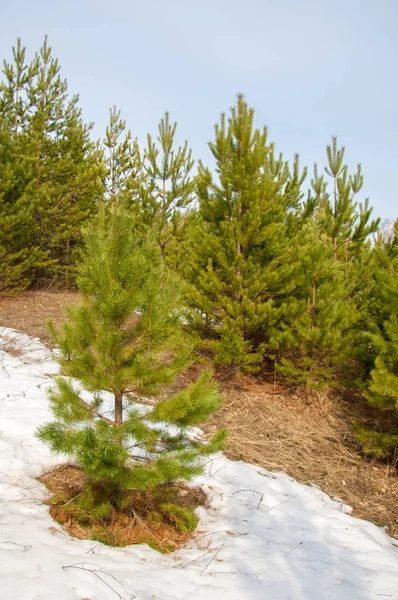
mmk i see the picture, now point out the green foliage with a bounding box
[0,115,49,293]
[37,206,226,507]
[0,37,105,291]
[353,224,398,459]
[267,222,358,388]
[160,503,198,532]
[185,94,307,371]
[103,106,142,207]
[353,421,398,462]
[149,370,222,426]
[126,112,195,267]
[366,313,398,416]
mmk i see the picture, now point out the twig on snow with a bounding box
[200,543,224,576]
[284,541,303,557]
[232,489,264,509]
[181,547,217,570]
[86,542,102,555]
[0,540,32,552]
[62,562,136,600]
[196,529,248,538]
[264,489,308,513]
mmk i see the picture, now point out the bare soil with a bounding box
[2,291,397,538]
[0,291,80,345]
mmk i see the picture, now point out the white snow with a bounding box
[1,326,397,600]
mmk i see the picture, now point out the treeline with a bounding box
[1,39,397,459]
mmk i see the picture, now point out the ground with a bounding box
[1,290,397,539]
[1,331,397,599]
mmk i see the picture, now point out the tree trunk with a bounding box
[333,174,337,260]
[236,196,244,342]
[161,178,167,268]
[114,391,123,446]
[115,391,123,425]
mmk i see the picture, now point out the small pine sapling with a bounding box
[37,207,227,519]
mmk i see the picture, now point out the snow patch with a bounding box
[0,329,397,599]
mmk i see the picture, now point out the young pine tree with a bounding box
[103,106,142,207]
[185,95,306,372]
[0,37,105,289]
[312,136,379,272]
[354,221,398,460]
[267,223,357,388]
[37,207,226,513]
[308,138,380,382]
[127,112,195,267]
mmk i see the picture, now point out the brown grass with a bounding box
[0,336,25,357]
[39,464,207,552]
[0,291,79,345]
[206,376,398,537]
[2,291,398,539]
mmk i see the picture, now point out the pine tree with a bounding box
[37,207,227,511]
[0,37,105,290]
[267,222,357,388]
[312,136,379,271]
[0,40,46,293]
[308,137,381,381]
[0,115,50,293]
[103,106,142,207]
[185,95,306,372]
[354,221,398,460]
[25,37,105,285]
[127,112,195,267]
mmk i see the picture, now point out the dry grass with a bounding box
[0,291,79,345]
[206,376,398,537]
[2,291,398,539]
[0,334,25,357]
[39,465,207,552]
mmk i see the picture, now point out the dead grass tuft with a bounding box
[39,464,207,552]
[0,337,24,357]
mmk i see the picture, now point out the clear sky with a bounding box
[1,0,397,219]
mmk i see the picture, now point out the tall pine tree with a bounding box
[0,37,105,290]
[185,95,306,372]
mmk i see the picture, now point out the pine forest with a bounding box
[1,38,398,551]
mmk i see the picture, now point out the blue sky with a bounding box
[1,0,397,219]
